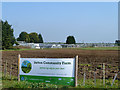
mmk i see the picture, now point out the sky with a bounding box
[2,2,118,43]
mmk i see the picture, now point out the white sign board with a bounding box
[19,58,75,86]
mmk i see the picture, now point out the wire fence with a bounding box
[2,60,119,87]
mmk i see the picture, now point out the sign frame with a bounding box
[18,54,78,87]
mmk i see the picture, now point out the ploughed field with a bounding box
[2,48,119,79]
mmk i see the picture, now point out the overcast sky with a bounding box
[2,2,118,43]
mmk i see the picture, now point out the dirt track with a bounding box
[2,49,119,79]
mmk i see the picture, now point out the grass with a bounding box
[2,74,119,89]
[79,64,91,66]
[1,48,38,51]
[1,47,119,51]
[68,46,119,50]
[77,78,118,88]
[1,46,119,51]
[38,46,119,50]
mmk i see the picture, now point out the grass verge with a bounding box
[2,74,119,89]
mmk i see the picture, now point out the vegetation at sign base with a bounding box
[77,79,118,88]
[2,75,71,89]
[2,74,119,89]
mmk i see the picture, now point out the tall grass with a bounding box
[2,74,119,89]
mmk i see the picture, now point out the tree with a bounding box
[17,32,30,43]
[38,34,43,43]
[66,36,76,44]
[2,20,15,49]
[115,40,120,46]
[29,32,39,43]
[14,41,19,45]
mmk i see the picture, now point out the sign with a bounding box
[19,57,76,86]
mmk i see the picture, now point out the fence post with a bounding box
[83,66,86,86]
[75,55,78,87]
[94,71,96,86]
[4,61,7,78]
[111,73,117,86]
[4,61,6,77]
[103,63,105,86]
[10,64,12,80]
[6,61,7,73]
[18,54,20,81]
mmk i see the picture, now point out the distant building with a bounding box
[16,41,116,49]
[67,44,76,48]
[51,44,62,48]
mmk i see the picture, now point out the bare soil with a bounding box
[2,49,119,79]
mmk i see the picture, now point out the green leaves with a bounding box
[17,32,44,43]
[115,40,120,46]
[17,32,30,43]
[29,32,39,43]
[66,36,76,44]
[2,20,15,49]
[38,34,43,43]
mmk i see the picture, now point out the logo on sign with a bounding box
[21,60,32,73]
[21,77,24,81]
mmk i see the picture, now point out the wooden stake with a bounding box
[75,55,78,87]
[4,62,6,77]
[94,71,96,86]
[111,73,117,86]
[6,61,7,75]
[10,64,12,80]
[18,54,20,81]
[4,61,7,78]
[83,66,86,86]
[103,63,105,86]
[83,72,86,86]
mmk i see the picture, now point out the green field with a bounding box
[1,46,119,51]
[0,48,37,51]
[74,46,119,50]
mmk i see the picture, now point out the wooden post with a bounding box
[111,73,117,86]
[10,64,12,80]
[75,55,78,87]
[94,71,96,86]
[103,63,105,86]
[83,72,86,86]
[4,62,6,77]
[18,54,20,81]
[83,66,86,86]
[4,61,7,78]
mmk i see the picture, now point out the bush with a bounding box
[66,36,76,44]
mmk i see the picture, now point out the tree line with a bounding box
[2,20,44,49]
[3,20,119,50]
[1,20,76,49]
[17,32,43,43]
